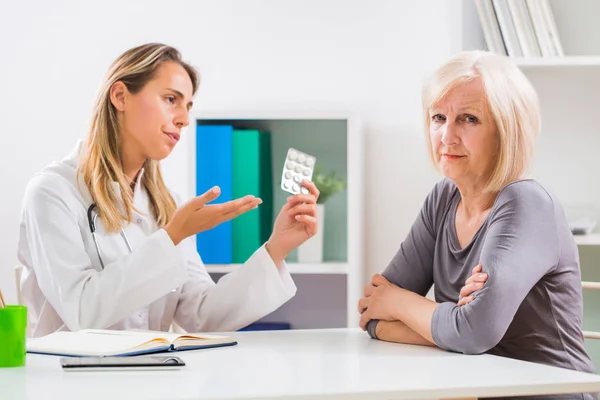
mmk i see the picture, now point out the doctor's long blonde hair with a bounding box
[78,43,199,234]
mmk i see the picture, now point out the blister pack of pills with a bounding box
[280,147,316,195]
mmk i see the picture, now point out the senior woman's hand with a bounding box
[358,274,405,330]
[457,264,488,306]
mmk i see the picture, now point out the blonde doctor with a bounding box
[17,43,320,338]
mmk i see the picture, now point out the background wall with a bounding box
[0,0,462,302]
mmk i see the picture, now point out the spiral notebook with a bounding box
[26,329,237,357]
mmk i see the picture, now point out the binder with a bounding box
[195,125,233,264]
[232,129,273,263]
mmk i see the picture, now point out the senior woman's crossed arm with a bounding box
[361,183,557,355]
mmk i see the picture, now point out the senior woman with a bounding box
[359,51,595,399]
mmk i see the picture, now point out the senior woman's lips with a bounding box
[442,154,465,160]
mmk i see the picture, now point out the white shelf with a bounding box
[205,262,349,275]
[183,110,365,329]
[512,56,600,68]
[574,234,600,246]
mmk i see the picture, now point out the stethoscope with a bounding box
[87,203,133,270]
[86,204,178,294]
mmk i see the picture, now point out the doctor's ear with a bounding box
[109,81,129,112]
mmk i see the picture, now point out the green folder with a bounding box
[232,130,273,263]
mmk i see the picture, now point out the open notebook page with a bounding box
[26,331,171,357]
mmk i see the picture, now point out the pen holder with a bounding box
[0,305,27,367]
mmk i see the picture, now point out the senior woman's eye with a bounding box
[464,115,479,123]
[432,114,446,122]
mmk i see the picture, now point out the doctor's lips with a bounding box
[164,131,180,143]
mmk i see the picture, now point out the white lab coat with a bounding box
[17,141,297,338]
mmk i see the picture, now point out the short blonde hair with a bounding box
[422,51,541,193]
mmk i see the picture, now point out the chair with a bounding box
[582,281,600,340]
[14,265,24,306]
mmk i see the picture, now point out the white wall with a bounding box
[0,0,463,303]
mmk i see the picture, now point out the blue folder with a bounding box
[195,125,233,264]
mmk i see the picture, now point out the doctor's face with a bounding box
[429,78,498,189]
[119,61,194,161]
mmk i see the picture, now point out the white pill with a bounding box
[298,154,306,163]
[303,168,310,176]
[300,187,309,194]
[293,175,302,183]
[288,150,298,161]
[294,165,302,173]
[292,183,300,192]
[285,171,292,179]
[305,157,315,167]
[283,181,290,189]
[286,162,293,170]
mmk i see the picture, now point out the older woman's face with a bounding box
[429,78,497,188]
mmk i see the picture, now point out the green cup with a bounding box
[0,305,27,367]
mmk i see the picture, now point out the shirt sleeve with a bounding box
[431,182,559,354]
[367,180,447,338]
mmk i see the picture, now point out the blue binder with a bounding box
[195,125,233,263]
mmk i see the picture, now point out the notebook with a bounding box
[26,329,238,357]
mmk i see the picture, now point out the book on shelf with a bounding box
[232,129,273,263]
[476,0,564,58]
[195,124,274,265]
[196,124,234,263]
[507,0,541,57]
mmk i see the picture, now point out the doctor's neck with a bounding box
[120,141,145,189]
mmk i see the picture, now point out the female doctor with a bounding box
[17,43,320,338]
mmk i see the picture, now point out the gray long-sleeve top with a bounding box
[367,179,595,400]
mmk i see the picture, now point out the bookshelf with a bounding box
[513,56,600,68]
[574,234,600,247]
[205,263,349,275]
[462,0,600,371]
[186,110,365,330]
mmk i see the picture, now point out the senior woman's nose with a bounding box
[441,122,459,146]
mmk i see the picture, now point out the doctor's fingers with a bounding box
[301,180,320,201]
[217,195,262,213]
[295,215,318,236]
[220,197,263,219]
[188,186,222,209]
[287,203,316,218]
[286,193,317,207]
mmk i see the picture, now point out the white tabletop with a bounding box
[2,328,600,400]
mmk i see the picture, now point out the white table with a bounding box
[2,328,600,400]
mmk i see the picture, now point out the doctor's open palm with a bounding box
[164,186,262,246]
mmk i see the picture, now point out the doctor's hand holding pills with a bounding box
[265,179,320,266]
